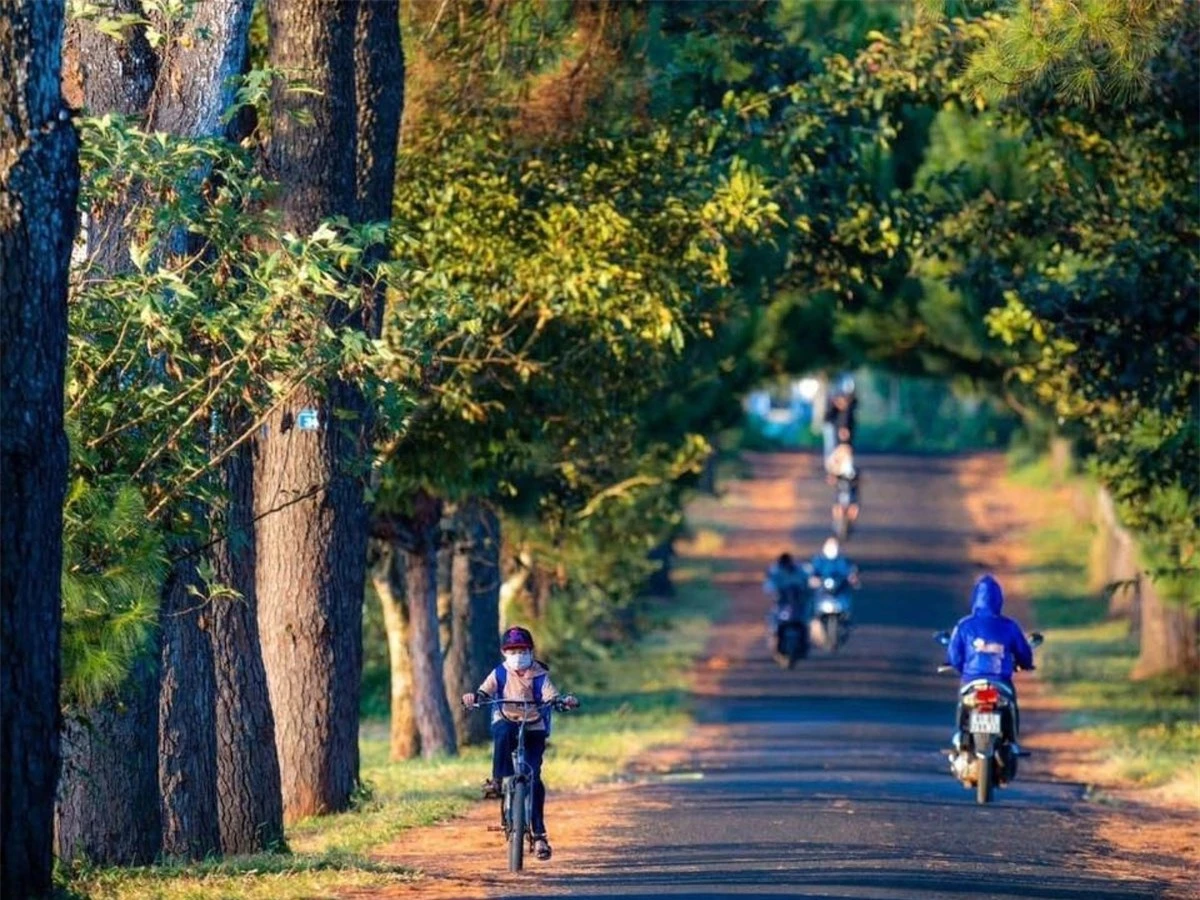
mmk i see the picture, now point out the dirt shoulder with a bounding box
[956,454,1200,889]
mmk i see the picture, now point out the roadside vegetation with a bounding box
[1009,458,1199,806]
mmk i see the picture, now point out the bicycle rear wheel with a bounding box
[508,781,527,871]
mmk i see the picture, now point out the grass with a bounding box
[64,566,724,899]
[1011,466,1200,802]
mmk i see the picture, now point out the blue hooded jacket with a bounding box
[946,575,1034,683]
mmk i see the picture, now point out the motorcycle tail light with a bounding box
[974,687,1000,705]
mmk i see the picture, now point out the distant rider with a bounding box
[945,575,1034,753]
[807,537,859,589]
[763,552,808,607]
[462,626,578,861]
[822,374,857,459]
[825,442,861,530]
[764,553,808,653]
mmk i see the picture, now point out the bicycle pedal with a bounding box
[486,825,505,832]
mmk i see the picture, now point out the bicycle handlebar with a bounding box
[464,696,578,712]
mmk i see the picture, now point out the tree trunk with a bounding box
[1095,488,1141,622]
[445,500,501,746]
[369,539,419,761]
[55,662,161,866]
[157,554,220,859]
[207,441,284,854]
[149,0,256,859]
[0,1,79,893]
[254,0,365,822]
[1132,582,1200,681]
[395,494,458,758]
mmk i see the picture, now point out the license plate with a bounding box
[970,712,1001,734]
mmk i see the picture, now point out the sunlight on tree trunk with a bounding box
[370,540,420,761]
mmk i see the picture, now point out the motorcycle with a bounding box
[811,574,855,652]
[769,586,809,669]
[933,630,1044,804]
[832,477,857,541]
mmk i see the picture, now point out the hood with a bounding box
[972,575,1004,616]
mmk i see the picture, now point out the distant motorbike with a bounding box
[811,574,855,652]
[832,478,857,541]
[770,586,809,669]
[934,630,1044,804]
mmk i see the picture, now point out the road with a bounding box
[503,453,1180,900]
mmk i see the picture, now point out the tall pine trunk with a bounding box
[208,441,285,853]
[157,555,220,858]
[150,0,255,859]
[369,539,420,760]
[387,494,457,758]
[444,500,500,746]
[1,5,79,892]
[1133,584,1200,680]
[253,0,364,821]
[55,661,161,866]
[254,0,404,820]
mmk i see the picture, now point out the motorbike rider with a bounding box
[822,374,857,460]
[945,575,1034,754]
[462,626,578,861]
[807,537,860,592]
[825,442,861,530]
[763,553,808,651]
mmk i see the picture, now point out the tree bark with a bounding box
[55,662,161,867]
[1132,582,1200,681]
[148,0,255,859]
[384,494,458,758]
[157,554,220,859]
[253,0,365,822]
[369,539,420,761]
[207,441,285,854]
[444,500,501,746]
[0,1,79,893]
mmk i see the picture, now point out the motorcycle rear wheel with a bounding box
[976,752,994,804]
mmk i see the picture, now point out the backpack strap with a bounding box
[532,672,546,705]
[492,664,507,695]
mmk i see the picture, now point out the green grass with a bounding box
[64,567,724,899]
[1012,469,1200,800]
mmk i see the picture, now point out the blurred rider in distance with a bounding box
[763,552,808,607]
[807,536,859,590]
[825,442,861,530]
[462,625,578,861]
[945,575,1034,753]
[822,373,857,460]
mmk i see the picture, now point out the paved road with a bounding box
[511,453,1178,900]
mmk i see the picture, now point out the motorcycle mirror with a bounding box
[1029,632,1044,647]
[933,630,951,646]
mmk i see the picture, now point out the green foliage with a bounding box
[65,113,412,699]
[61,477,163,708]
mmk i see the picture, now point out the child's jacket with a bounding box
[477,661,561,731]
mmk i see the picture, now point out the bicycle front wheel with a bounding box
[508,781,527,872]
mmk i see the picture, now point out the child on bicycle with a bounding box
[461,625,578,861]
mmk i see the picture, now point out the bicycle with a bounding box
[464,696,576,872]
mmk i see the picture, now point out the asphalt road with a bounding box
[510,453,1178,900]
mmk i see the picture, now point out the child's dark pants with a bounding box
[491,718,548,834]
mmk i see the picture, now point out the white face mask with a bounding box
[823,541,839,560]
[503,650,532,671]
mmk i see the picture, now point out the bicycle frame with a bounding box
[468,697,562,870]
